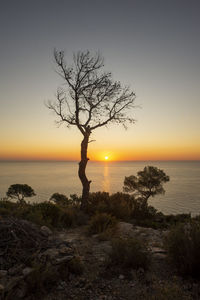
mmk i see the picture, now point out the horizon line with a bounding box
[0,159,200,163]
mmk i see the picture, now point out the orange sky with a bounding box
[1,124,199,161]
[0,1,200,162]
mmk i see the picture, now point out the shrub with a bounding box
[109,237,150,270]
[139,281,192,300]
[25,263,59,298]
[165,221,200,277]
[49,192,70,207]
[88,192,133,220]
[67,257,84,275]
[131,198,157,220]
[88,212,117,235]
[0,199,18,217]
[31,202,61,227]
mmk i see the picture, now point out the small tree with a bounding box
[48,50,136,210]
[49,192,70,206]
[6,184,36,204]
[123,166,169,202]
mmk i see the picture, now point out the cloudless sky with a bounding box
[0,0,200,161]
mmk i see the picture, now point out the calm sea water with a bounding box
[0,161,200,215]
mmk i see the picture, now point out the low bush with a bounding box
[25,263,58,298]
[88,192,133,220]
[131,198,157,220]
[0,198,88,229]
[67,256,84,275]
[88,212,117,235]
[139,281,192,300]
[109,237,150,270]
[165,221,200,277]
[31,202,61,227]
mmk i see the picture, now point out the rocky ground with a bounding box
[0,219,199,299]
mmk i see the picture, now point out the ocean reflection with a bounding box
[103,163,110,192]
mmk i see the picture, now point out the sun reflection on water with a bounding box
[103,162,110,192]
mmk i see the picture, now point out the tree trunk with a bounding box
[78,133,91,210]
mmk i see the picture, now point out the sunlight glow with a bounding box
[105,156,109,160]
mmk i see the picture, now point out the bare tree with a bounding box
[47,50,136,210]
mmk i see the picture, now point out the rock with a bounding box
[22,267,33,276]
[15,284,27,298]
[40,226,52,237]
[119,274,124,280]
[0,270,8,278]
[53,255,74,265]
[8,264,24,276]
[5,276,23,292]
[42,248,59,259]
[0,284,4,293]
[118,222,135,237]
[151,247,167,254]
[59,246,73,255]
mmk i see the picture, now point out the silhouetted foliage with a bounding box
[6,184,36,204]
[88,212,117,235]
[109,237,150,271]
[50,193,70,206]
[165,221,200,277]
[47,50,136,210]
[123,166,169,202]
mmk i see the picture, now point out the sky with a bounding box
[0,0,200,161]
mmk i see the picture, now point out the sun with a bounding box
[105,156,109,160]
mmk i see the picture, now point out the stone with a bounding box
[118,222,135,237]
[151,247,166,254]
[40,226,52,237]
[15,285,27,298]
[119,274,124,280]
[5,276,23,292]
[53,255,74,265]
[0,284,4,293]
[22,267,33,276]
[59,246,72,255]
[8,264,24,276]
[42,248,59,259]
[0,270,8,278]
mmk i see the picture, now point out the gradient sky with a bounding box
[0,0,200,161]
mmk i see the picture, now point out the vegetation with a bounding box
[165,221,200,277]
[140,281,192,300]
[0,199,88,229]
[47,50,136,210]
[6,184,36,204]
[49,192,70,206]
[108,237,150,270]
[123,166,170,202]
[88,212,117,235]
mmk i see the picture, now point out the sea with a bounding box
[0,161,200,215]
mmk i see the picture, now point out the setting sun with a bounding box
[105,156,109,160]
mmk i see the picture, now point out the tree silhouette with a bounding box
[6,184,36,204]
[48,50,136,210]
[123,166,170,202]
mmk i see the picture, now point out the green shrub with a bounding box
[88,212,117,235]
[109,237,150,270]
[49,192,70,207]
[0,199,17,212]
[60,209,75,227]
[32,202,61,227]
[165,221,200,277]
[88,192,133,220]
[131,198,157,219]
